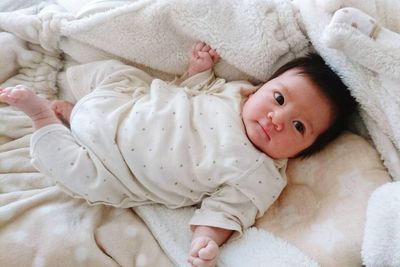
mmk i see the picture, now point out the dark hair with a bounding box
[269,53,357,158]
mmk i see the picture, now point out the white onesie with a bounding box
[30,60,287,234]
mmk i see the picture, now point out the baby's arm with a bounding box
[188,226,232,267]
[188,42,219,78]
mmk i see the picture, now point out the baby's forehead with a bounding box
[284,72,334,115]
[273,68,309,84]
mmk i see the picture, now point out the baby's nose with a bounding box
[267,112,284,131]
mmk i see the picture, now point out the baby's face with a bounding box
[242,68,334,159]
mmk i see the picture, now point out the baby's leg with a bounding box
[51,100,74,125]
[0,85,61,130]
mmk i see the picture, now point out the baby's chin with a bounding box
[246,131,275,158]
[244,121,293,159]
[246,130,304,159]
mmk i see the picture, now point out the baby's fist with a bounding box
[188,42,219,77]
[187,236,219,267]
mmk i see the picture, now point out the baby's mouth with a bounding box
[257,121,270,140]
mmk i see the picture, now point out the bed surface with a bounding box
[1,0,398,266]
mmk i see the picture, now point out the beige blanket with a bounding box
[0,64,174,266]
[0,1,392,266]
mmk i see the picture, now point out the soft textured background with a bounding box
[0,0,396,266]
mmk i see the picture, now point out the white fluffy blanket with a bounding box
[292,2,400,265]
[362,181,400,267]
[0,0,399,266]
[293,0,400,181]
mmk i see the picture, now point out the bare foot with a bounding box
[0,85,61,129]
[51,100,74,125]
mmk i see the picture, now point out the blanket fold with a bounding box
[58,0,311,81]
[323,7,400,80]
[134,205,320,267]
[362,182,400,267]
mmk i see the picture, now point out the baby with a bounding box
[0,42,355,267]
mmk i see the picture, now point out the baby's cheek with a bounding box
[277,136,302,156]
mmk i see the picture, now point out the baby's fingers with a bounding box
[190,238,208,257]
[187,256,216,267]
[200,44,211,52]
[209,49,219,63]
[197,51,212,61]
[198,242,218,260]
[193,42,206,53]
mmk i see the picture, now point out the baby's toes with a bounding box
[7,88,33,105]
[0,87,20,103]
[1,87,15,95]
[0,91,10,103]
[10,88,30,100]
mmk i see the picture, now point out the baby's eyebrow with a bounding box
[272,80,284,93]
[277,83,289,100]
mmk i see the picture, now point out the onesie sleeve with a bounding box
[190,158,288,236]
[189,185,258,235]
[177,69,214,87]
[172,69,227,95]
[66,60,154,100]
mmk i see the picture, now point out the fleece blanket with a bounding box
[290,1,400,265]
[293,0,400,180]
[0,0,397,266]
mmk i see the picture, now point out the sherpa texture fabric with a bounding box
[0,0,398,266]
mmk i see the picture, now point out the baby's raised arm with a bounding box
[188,226,232,267]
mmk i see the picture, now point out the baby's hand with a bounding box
[187,236,219,267]
[188,42,219,77]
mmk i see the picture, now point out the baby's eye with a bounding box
[274,92,284,105]
[293,121,305,134]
